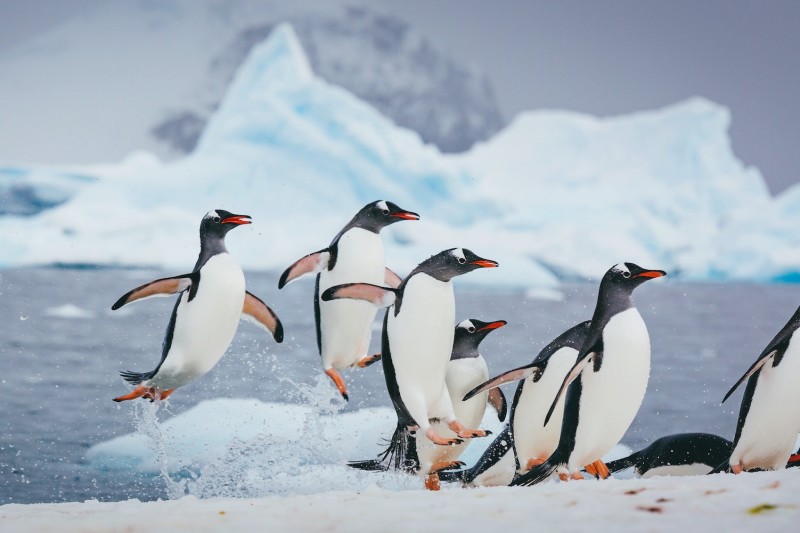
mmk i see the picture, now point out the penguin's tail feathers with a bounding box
[347,422,418,474]
[604,450,643,475]
[119,370,156,385]
[347,459,388,472]
[510,459,559,486]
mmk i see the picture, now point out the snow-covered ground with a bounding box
[1,470,797,532]
[3,394,798,531]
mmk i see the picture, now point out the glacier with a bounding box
[0,24,794,285]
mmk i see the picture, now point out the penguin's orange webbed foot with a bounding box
[447,420,491,439]
[115,386,176,403]
[356,353,382,368]
[324,368,349,401]
[584,460,609,479]
[113,385,149,402]
[430,460,465,474]
[424,473,441,491]
[425,427,463,446]
[731,463,743,474]
[571,471,585,480]
[525,458,546,471]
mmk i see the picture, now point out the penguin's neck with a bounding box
[451,340,480,360]
[593,284,634,324]
[195,237,228,271]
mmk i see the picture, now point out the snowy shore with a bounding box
[1,469,797,532]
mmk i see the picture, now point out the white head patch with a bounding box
[376,200,389,212]
[206,210,220,219]
[611,263,630,276]
[457,319,475,330]
[450,248,466,262]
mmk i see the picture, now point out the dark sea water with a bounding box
[1,268,799,505]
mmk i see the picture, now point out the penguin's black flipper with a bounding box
[604,451,643,475]
[242,291,284,343]
[463,364,541,402]
[278,248,331,289]
[321,283,398,308]
[452,425,515,485]
[544,353,594,426]
[111,272,198,310]
[488,388,508,422]
[723,304,800,403]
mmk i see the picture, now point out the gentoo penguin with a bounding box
[111,210,283,402]
[322,248,498,473]
[278,200,419,400]
[350,318,508,490]
[605,433,733,478]
[441,321,591,487]
[512,262,666,485]
[713,304,800,473]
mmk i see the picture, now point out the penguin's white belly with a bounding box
[389,275,455,420]
[471,447,516,487]
[513,347,576,466]
[642,463,713,478]
[151,254,245,389]
[318,229,384,369]
[730,336,800,471]
[416,356,489,472]
[570,308,651,469]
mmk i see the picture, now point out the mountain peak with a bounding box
[197,23,313,151]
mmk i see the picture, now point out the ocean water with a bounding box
[1,267,798,505]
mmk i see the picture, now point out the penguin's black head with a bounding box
[200,209,251,239]
[421,248,499,282]
[603,262,667,292]
[452,319,507,360]
[352,200,420,233]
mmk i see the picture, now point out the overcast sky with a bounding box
[1,0,798,193]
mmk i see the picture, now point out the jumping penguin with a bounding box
[322,248,498,473]
[605,433,733,478]
[713,303,800,473]
[441,321,592,487]
[349,318,508,490]
[512,262,666,485]
[111,210,283,402]
[278,200,419,400]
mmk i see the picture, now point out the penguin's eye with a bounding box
[622,271,631,278]
[212,216,221,223]
[457,257,466,265]
[382,209,390,215]
[467,326,476,333]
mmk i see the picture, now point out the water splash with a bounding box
[131,400,186,499]
[178,375,402,499]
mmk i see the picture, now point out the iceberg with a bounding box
[0,24,794,284]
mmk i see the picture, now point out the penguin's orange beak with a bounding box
[391,211,420,220]
[222,215,252,225]
[477,320,506,332]
[471,259,499,268]
[634,270,666,278]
